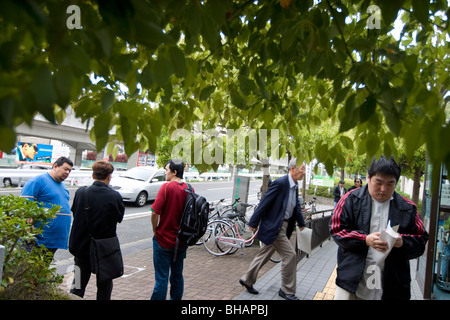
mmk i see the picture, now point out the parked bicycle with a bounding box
[195,198,228,246]
[208,198,227,220]
[202,198,257,256]
[301,196,317,213]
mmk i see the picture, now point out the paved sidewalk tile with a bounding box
[61,240,275,300]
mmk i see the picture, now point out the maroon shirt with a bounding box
[150,181,191,249]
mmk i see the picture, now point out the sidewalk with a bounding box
[61,237,424,300]
[61,237,276,300]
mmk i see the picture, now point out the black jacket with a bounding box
[249,174,306,245]
[333,185,347,203]
[329,185,429,299]
[69,181,125,257]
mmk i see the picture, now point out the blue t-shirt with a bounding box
[21,172,71,249]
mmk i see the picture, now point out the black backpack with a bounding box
[174,184,209,258]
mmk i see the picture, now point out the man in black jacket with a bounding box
[69,161,125,300]
[329,156,429,300]
[333,180,346,207]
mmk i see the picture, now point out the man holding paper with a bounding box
[330,156,429,300]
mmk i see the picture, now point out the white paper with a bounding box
[297,227,313,255]
[371,221,399,264]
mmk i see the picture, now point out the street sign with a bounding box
[232,175,250,213]
[312,175,334,187]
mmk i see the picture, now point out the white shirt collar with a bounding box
[288,174,297,188]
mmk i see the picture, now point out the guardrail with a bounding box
[301,208,334,257]
[0,169,97,187]
[0,169,284,187]
[184,172,285,182]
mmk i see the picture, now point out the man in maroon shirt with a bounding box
[150,159,190,300]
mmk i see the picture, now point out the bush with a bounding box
[0,194,69,299]
[305,185,333,198]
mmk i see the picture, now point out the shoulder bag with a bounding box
[84,186,124,282]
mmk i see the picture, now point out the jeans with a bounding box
[151,237,187,300]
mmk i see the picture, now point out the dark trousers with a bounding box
[70,255,113,300]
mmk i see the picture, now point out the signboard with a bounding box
[137,153,155,167]
[311,175,334,187]
[16,142,53,164]
[441,181,450,208]
[232,175,250,214]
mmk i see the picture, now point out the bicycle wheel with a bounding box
[202,220,236,256]
[259,241,282,263]
[240,221,255,247]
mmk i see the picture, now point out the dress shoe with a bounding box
[278,289,299,300]
[239,279,259,294]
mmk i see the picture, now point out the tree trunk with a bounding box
[412,167,422,205]
[261,158,270,198]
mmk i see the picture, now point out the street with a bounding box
[0,179,264,272]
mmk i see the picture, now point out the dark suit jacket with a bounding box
[249,174,306,245]
[69,181,125,257]
[333,185,347,202]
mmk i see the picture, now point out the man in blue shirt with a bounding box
[21,156,73,256]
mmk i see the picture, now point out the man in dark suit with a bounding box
[69,160,125,300]
[333,180,347,207]
[239,159,306,300]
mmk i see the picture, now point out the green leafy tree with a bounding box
[0,0,449,174]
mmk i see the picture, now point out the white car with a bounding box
[110,166,166,207]
[3,164,52,187]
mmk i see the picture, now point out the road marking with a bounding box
[121,265,146,278]
[123,211,151,220]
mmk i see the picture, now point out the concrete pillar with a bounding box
[74,148,83,167]
[127,151,138,169]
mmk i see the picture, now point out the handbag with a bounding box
[296,226,313,255]
[84,186,124,282]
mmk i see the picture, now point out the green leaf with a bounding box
[340,135,353,150]
[366,135,379,158]
[403,54,418,72]
[199,85,216,101]
[169,46,187,78]
[200,12,218,51]
[0,126,16,151]
[380,1,405,27]
[358,97,376,123]
[281,28,297,51]
[94,112,112,151]
[412,0,429,25]
[54,68,73,108]
[339,94,357,132]
[230,86,247,110]
[102,90,115,112]
[238,75,256,96]
[335,86,350,104]
[30,65,56,123]
[134,18,171,49]
[153,53,173,87]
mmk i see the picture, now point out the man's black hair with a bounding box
[165,159,184,179]
[54,156,73,168]
[367,156,401,181]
